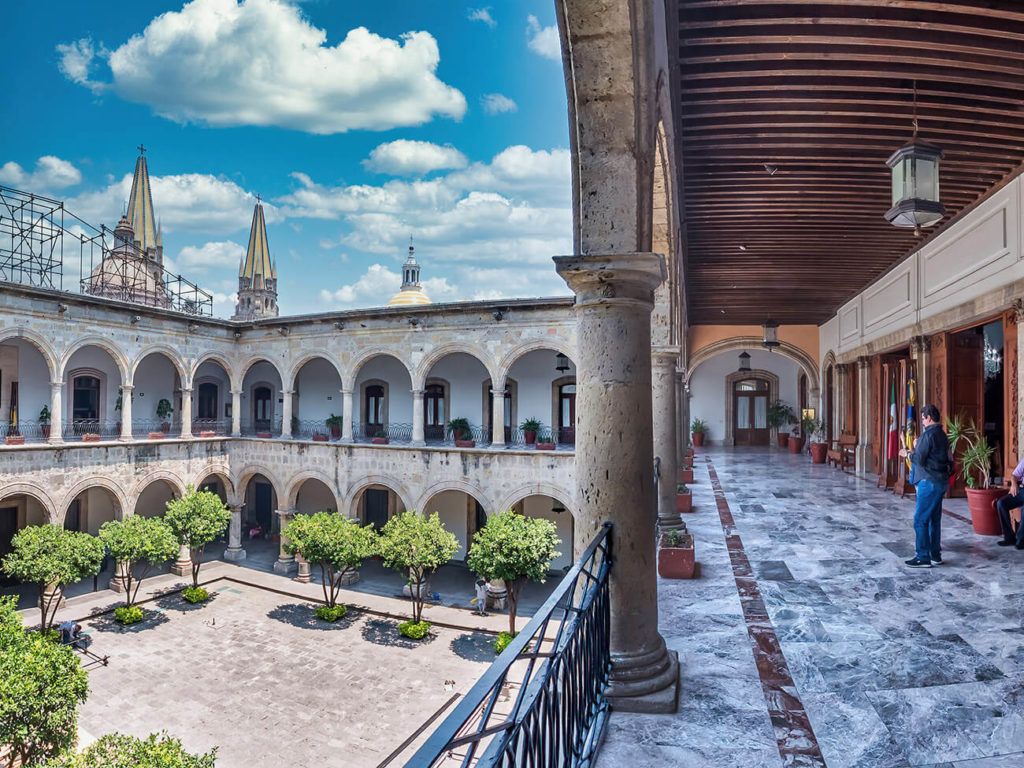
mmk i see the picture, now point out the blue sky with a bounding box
[0,0,571,317]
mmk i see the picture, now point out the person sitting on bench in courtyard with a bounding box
[996,456,1024,549]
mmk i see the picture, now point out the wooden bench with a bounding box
[827,432,857,471]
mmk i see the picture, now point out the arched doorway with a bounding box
[733,378,770,446]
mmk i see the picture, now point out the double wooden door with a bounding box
[733,379,769,446]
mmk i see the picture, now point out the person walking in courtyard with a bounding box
[899,404,951,568]
[473,579,488,616]
[996,455,1024,549]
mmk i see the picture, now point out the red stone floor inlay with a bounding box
[705,456,827,768]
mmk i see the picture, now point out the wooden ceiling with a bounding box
[676,0,1024,325]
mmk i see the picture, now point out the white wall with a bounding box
[507,349,576,434]
[241,361,283,428]
[520,495,572,571]
[424,489,471,559]
[81,488,118,535]
[133,354,179,421]
[428,353,491,426]
[135,481,175,517]
[295,479,336,514]
[354,356,412,425]
[64,346,122,423]
[294,358,342,423]
[689,348,800,445]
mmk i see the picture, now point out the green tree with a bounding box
[282,512,378,609]
[163,487,231,588]
[0,525,104,631]
[377,511,458,623]
[98,517,178,608]
[467,511,561,634]
[49,731,216,768]
[0,596,89,767]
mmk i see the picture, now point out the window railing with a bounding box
[61,420,119,441]
[353,422,413,444]
[131,419,178,438]
[508,425,575,451]
[241,417,282,437]
[424,422,492,447]
[0,421,51,443]
[406,522,612,768]
[193,418,230,436]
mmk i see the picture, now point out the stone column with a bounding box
[341,389,354,441]
[554,252,678,713]
[273,509,296,573]
[295,554,311,583]
[231,390,242,436]
[48,381,63,444]
[856,356,872,473]
[675,369,686,466]
[486,578,508,610]
[652,347,683,530]
[835,364,847,434]
[411,388,425,445]
[491,388,506,447]
[179,387,193,439]
[224,504,246,561]
[281,390,294,438]
[171,543,192,578]
[118,384,134,441]
[41,582,65,615]
[1016,299,1024,460]
[109,560,130,593]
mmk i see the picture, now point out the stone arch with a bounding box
[0,327,59,382]
[239,356,285,386]
[58,477,129,523]
[723,369,780,447]
[415,479,494,516]
[233,465,285,504]
[414,344,498,390]
[190,352,237,391]
[344,476,413,520]
[131,470,186,510]
[687,337,819,399]
[347,350,414,391]
[193,465,236,505]
[285,471,343,512]
[287,353,345,392]
[130,345,188,383]
[496,339,576,390]
[494,483,575,518]
[0,483,59,523]
[59,336,130,381]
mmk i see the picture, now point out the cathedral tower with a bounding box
[233,199,278,320]
[127,145,162,264]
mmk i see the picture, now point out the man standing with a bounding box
[996,457,1024,549]
[899,404,951,568]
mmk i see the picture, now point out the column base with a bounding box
[340,571,360,586]
[109,577,128,594]
[273,558,296,574]
[47,436,64,445]
[118,435,133,442]
[403,580,427,599]
[658,514,686,532]
[606,641,680,714]
[223,547,247,562]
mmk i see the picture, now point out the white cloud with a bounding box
[526,15,560,61]
[56,38,105,92]
[467,7,496,28]
[481,93,517,115]
[318,263,460,309]
[0,156,82,191]
[177,240,244,270]
[362,140,468,176]
[57,0,466,134]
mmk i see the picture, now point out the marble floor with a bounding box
[598,447,1024,768]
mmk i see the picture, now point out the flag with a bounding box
[905,368,917,472]
[887,380,899,460]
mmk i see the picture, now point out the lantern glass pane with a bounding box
[891,158,903,205]
[914,157,937,202]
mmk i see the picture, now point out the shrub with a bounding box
[113,606,144,625]
[182,586,209,604]
[494,631,517,655]
[314,604,348,623]
[50,730,217,767]
[398,619,431,639]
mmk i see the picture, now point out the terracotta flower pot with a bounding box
[675,492,692,513]
[329,424,341,439]
[657,534,695,579]
[679,467,694,484]
[199,430,216,438]
[371,436,389,445]
[160,421,171,432]
[777,432,789,448]
[148,432,164,440]
[536,442,556,450]
[524,430,537,445]
[684,448,694,459]
[312,434,328,442]
[256,431,272,439]
[5,435,25,445]
[82,434,100,442]
[455,439,475,448]
[41,425,50,438]
[966,487,1008,536]
[788,435,804,454]
[691,432,705,447]
[809,442,828,464]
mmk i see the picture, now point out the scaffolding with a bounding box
[0,185,213,316]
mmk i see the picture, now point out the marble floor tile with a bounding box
[801,690,910,768]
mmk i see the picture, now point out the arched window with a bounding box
[72,376,100,422]
[365,385,385,431]
[424,383,446,441]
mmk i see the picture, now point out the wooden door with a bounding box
[733,379,769,446]
[254,482,273,531]
[253,386,272,431]
[364,489,389,529]
[949,328,984,494]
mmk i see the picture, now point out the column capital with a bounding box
[651,345,681,362]
[231,389,243,396]
[490,388,507,396]
[1014,297,1024,321]
[50,380,64,390]
[340,388,353,396]
[835,363,848,375]
[411,388,425,397]
[856,355,870,369]
[179,386,192,394]
[910,335,931,354]
[553,253,666,307]
[228,503,244,512]
[119,383,134,392]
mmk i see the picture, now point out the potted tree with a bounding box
[690,418,708,447]
[520,417,541,445]
[807,419,828,464]
[657,528,695,579]
[448,417,475,448]
[676,483,692,513]
[767,400,795,448]
[163,487,231,603]
[39,405,51,439]
[372,428,389,445]
[156,398,173,433]
[535,433,556,450]
[952,420,1007,536]
[98,516,178,624]
[326,413,343,440]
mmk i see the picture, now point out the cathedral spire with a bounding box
[233,198,278,320]
[127,145,160,261]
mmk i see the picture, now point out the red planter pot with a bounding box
[788,436,804,454]
[82,434,100,442]
[199,431,216,438]
[455,439,476,448]
[691,432,705,447]
[679,468,694,484]
[684,448,694,459]
[5,435,25,445]
[809,442,828,464]
[777,432,789,448]
[256,431,272,439]
[657,534,695,579]
[524,430,537,445]
[675,492,692,513]
[148,432,165,440]
[536,442,556,450]
[312,434,329,442]
[371,437,389,445]
[329,424,341,439]
[160,421,171,433]
[41,425,50,438]
[966,487,1008,536]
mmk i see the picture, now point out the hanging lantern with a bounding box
[884,140,944,230]
[738,351,751,372]
[555,352,570,372]
[762,321,780,351]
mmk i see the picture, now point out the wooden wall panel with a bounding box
[1004,310,1019,475]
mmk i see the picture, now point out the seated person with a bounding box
[59,621,92,650]
[996,456,1024,549]
[248,522,264,540]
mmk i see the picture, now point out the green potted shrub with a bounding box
[690,418,708,447]
[520,417,541,445]
[326,413,343,440]
[951,419,1006,535]
[535,433,556,450]
[448,417,474,447]
[807,418,828,464]
[676,483,692,513]
[789,413,813,454]
[156,398,173,433]
[657,528,695,579]
[767,399,795,448]
[39,405,51,439]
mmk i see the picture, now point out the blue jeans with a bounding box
[914,479,945,561]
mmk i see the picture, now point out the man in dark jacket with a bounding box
[899,404,951,568]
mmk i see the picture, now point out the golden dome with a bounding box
[387,287,432,306]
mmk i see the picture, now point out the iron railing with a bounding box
[240,417,283,437]
[0,421,50,443]
[406,523,612,768]
[193,419,230,436]
[61,420,119,441]
[353,422,413,444]
[292,419,340,441]
[508,426,575,451]
[425,423,493,447]
[131,419,178,439]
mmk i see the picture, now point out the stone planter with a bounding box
[691,432,705,447]
[966,487,1008,536]
[535,442,556,450]
[148,432,165,440]
[256,431,272,439]
[675,491,692,513]
[809,442,828,464]
[679,467,694,484]
[199,430,216,438]
[371,436,389,445]
[657,533,695,579]
[788,435,804,454]
[455,439,476,448]
[312,433,329,442]
[5,435,25,445]
[82,433,100,442]
[777,432,789,448]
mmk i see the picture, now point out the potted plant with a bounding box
[372,428,389,445]
[767,400,795,448]
[657,528,695,579]
[807,418,828,464]
[789,413,813,454]
[82,433,100,442]
[156,398,173,432]
[535,434,556,450]
[690,418,708,447]
[676,483,692,513]
[679,463,694,484]
[448,417,475,448]
[952,419,1006,536]
[520,417,541,445]
[39,405,50,439]
[5,430,25,445]
[326,413,343,440]
[312,432,328,442]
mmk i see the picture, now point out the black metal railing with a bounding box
[424,423,492,447]
[292,419,335,440]
[61,420,119,441]
[193,418,229,436]
[508,425,575,451]
[240,417,283,437]
[406,523,612,768]
[0,421,51,443]
[353,422,413,444]
[131,419,177,438]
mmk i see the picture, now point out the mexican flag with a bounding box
[887,379,899,460]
